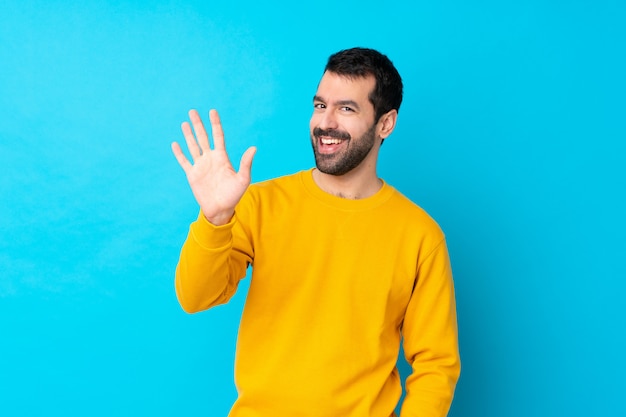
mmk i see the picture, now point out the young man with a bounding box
[171,48,460,417]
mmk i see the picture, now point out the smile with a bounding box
[320,137,345,145]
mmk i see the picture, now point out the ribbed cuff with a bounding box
[189,210,236,251]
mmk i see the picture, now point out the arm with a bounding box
[175,210,252,313]
[171,109,256,312]
[400,239,461,417]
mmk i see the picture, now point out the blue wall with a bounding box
[1,1,624,416]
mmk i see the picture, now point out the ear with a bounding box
[377,109,398,140]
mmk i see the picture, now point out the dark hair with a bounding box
[324,47,403,122]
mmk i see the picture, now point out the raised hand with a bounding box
[171,109,256,226]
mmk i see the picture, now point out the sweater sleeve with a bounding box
[174,210,253,313]
[399,239,461,417]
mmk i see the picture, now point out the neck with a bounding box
[312,167,382,200]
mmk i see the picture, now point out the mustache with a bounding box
[313,127,351,141]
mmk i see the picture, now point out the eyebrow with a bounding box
[313,95,361,111]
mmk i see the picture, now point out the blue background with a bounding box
[1,1,624,416]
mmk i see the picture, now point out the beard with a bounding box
[311,124,377,176]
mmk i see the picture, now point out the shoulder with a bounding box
[384,185,446,240]
[246,171,305,198]
[238,171,307,213]
[385,186,436,221]
[250,171,302,190]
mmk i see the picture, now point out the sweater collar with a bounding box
[299,168,395,211]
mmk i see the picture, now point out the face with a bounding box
[310,72,379,176]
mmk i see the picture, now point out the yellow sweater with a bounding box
[175,169,460,417]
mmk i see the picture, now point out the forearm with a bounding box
[175,212,250,313]
[400,239,460,417]
[399,351,460,417]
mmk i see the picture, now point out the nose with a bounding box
[317,109,338,130]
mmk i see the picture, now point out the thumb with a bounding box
[238,146,257,181]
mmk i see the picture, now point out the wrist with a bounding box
[202,209,234,226]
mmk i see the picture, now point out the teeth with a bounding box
[321,138,343,145]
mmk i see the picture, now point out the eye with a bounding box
[340,106,354,112]
[314,103,326,109]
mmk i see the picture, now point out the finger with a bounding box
[209,109,226,152]
[189,109,211,151]
[237,146,257,182]
[181,121,201,161]
[171,142,193,173]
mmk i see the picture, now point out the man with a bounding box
[171,47,460,417]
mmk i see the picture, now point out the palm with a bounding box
[172,109,256,225]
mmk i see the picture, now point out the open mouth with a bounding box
[317,136,347,154]
[320,137,344,145]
